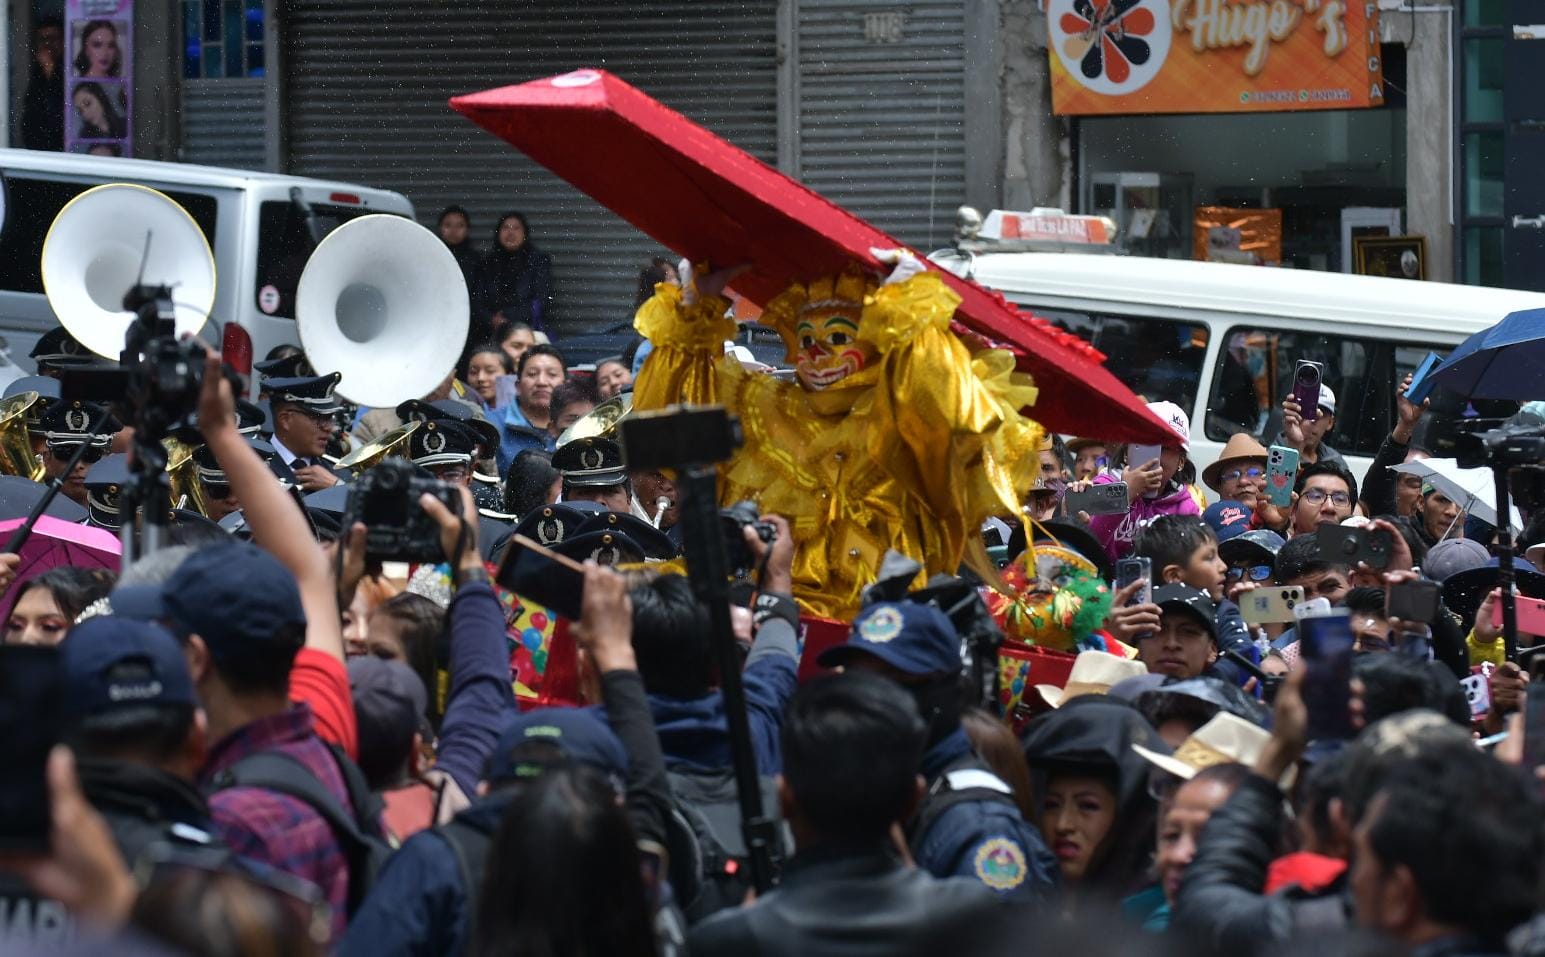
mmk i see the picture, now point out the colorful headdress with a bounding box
[986,544,1114,652]
[760,265,878,360]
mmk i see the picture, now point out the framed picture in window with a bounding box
[1353,236,1427,281]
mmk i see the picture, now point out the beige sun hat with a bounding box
[1132,711,1270,780]
[1036,650,1148,709]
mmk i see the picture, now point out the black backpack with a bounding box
[209,742,392,915]
[663,766,789,923]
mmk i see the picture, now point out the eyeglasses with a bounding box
[1300,488,1352,507]
[203,481,232,500]
[433,467,469,483]
[1221,466,1265,482]
[49,444,103,464]
[1225,564,1273,583]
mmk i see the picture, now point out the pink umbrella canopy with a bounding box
[0,516,121,620]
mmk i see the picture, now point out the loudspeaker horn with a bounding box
[295,214,469,408]
[40,183,216,359]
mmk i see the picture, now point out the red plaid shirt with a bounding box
[201,703,351,940]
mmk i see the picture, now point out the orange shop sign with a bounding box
[1047,0,1384,115]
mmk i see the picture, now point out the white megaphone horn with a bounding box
[294,214,469,409]
[40,183,216,358]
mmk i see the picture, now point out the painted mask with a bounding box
[793,309,875,391]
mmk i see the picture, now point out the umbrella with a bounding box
[0,476,87,523]
[1389,458,1523,531]
[1428,307,1545,400]
[0,515,120,619]
[449,70,1172,444]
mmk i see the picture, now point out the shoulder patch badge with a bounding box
[972,837,1027,891]
[859,605,904,643]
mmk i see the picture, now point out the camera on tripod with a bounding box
[1453,422,1545,511]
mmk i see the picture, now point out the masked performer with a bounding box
[632,251,1044,620]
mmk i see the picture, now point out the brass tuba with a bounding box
[164,437,209,516]
[555,394,633,448]
[333,422,420,475]
[0,392,46,482]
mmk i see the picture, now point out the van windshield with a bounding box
[0,177,218,295]
[254,200,383,319]
[1025,306,1210,414]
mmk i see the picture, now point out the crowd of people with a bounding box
[0,244,1544,957]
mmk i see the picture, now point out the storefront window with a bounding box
[1464,227,1505,287]
[1465,132,1505,218]
[184,0,264,78]
[1463,39,1504,123]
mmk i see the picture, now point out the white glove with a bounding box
[678,258,697,306]
[871,247,926,286]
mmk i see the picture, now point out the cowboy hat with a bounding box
[1202,433,1270,493]
[1132,711,1270,780]
[1036,650,1147,709]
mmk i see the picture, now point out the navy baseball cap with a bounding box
[818,601,960,676]
[60,616,195,719]
[1153,584,1219,642]
[1203,500,1252,543]
[484,708,628,784]
[158,543,307,658]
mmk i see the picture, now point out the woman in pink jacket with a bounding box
[1082,401,1204,562]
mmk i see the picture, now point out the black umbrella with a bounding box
[0,476,87,523]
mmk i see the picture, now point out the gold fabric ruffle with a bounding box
[632,271,1045,621]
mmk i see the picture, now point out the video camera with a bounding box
[1453,419,1545,511]
[345,459,461,563]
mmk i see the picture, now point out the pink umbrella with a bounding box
[0,516,121,620]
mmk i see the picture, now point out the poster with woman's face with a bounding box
[64,2,132,157]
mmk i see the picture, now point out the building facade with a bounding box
[5,0,1526,331]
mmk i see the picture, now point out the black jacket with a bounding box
[1361,431,1410,517]
[20,62,63,151]
[78,757,222,869]
[474,246,553,331]
[688,843,1008,957]
[1172,774,1349,954]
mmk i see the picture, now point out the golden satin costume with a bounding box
[633,268,1046,621]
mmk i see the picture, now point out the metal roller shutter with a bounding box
[793,0,967,252]
[181,79,268,170]
[282,0,778,336]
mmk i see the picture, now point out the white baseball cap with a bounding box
[1146,401,1191,451]
[1318,384,1337,415]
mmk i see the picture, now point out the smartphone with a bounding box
[1316,524,1393,571]
[1388,579,1441,622]
[1114,557,1152,607]
[1293,596,1334,621]
[496,533,586,621]
[1064,482,1130,517]
[1461,668,1493,720]
[1240,585,1306,625]
[1404,351,1443,406]
[1265,445,1300,507]
[1525,686,1545,774]
[1129,444,1163,471]
[0,645,64,851]
[1290,360,1325,422]
[1492,594,1545,635]
[1298,610,1356,741]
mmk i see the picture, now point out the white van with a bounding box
[0,149,413,386]
[929,248,1545,488]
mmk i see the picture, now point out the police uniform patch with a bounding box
[859,605,904,643]
[972,837,1027,891]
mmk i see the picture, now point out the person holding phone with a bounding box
[1078,401,1203,563]
[1360,373,1431,519]
[1287,462,1359,539]
[1278,384,1346,470]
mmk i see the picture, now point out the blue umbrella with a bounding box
[1428,307,1545,400]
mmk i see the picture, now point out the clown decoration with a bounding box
[632,251,1046,620]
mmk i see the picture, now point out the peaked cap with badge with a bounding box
[552,436,627,488]
[265,372,345,416]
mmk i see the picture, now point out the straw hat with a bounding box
[1036,650,1147,708]
[1202,433,1270,493]
[1132,711,1270,780]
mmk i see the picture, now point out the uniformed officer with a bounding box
[399,399,503,515]
[192,437,278,522]
[552,436,630,512]
[36,398,115,506]
[81,452,128,530]
[819,602,1060,900]
[28,326,97,378]
[264,372,348,491]
[556,511,678,566]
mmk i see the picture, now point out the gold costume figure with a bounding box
[632,263,1046,621]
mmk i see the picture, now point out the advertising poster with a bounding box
[1192,206,1284,265]
[1048,0,1383,115]
[64,0,132,157]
